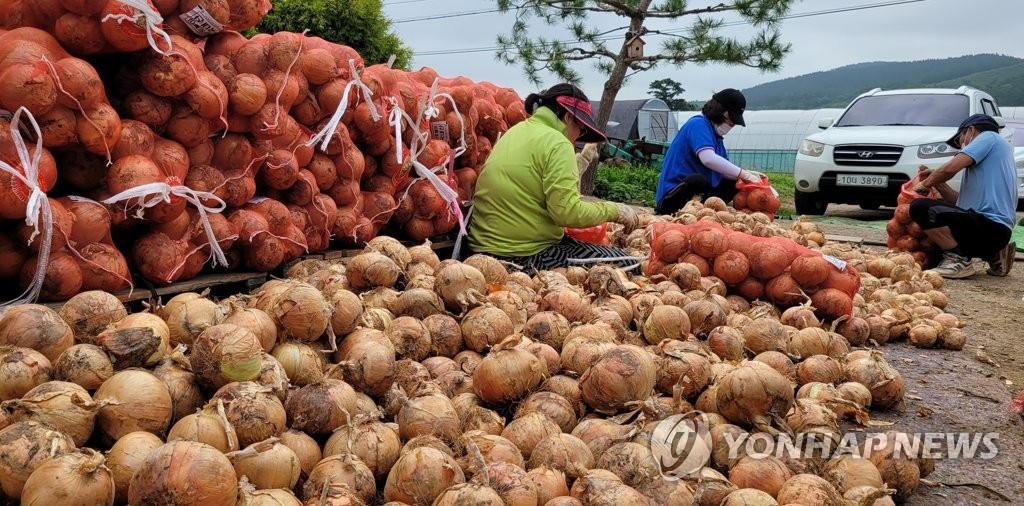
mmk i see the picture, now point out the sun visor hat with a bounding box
[555,95,608,143]
[712,88,746,126]
[946,113,1000,149]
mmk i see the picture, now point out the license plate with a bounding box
[836,174,888,187]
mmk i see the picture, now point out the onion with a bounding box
[167,399,239,453]
[720,488,779,505]
[255,354,290,402]
[473,336,547,405]
[424,314,463,358]
[286,379,358,436]
[715,361,794,434]
[824,455,885,493]
[409,240,441,268]
[488,290,529,331]
[502,412,562,460]
[594,442,660,488]
[529,433,594,480]
[238,486,302,505]
[843,351,904,410]
[163,294,224,346]
[836,382,873,412]
[796,355,844,385]
[728,455,793,497]
[52,344,113,392]
[571,419,635,460]
[516,391,578,433]
[470,461,539,506]
[223,306,278,352]
[570,468,623,502]
[780,304,820,330]
[57,291,127,343]
[21,448,114,505]
[334,328,396,398]
[271,341,325,387]
[96,324,166,370]
[129,441,238,505]
[280,429,323,479]
[212,382,287,448]
[227,438,301,491]
[560,325,616,375]
[462,405,506,436]
[152,352,205,424]
[683,300,727,338]
[94,368,173,443]
[0,421,76,500]
[528,466,570,505]
[327,289,363,337]
[0,305,74,361]
[384,447,466,504]
[461,306,515,353]
[107,431,164,504]
[540,288,593,323]
[642,305,691,344]
[707,327,745,362]
[384,316,432,361]
[253,281,332,342]
[392,288,444,319]
[857,431,922,501]
[656,350,712,400]
[191,324,264,388]
[456,432,525,476]
[346,252,401,291]
[1,381,97,446]
[394,359,431,395]
[434,482,504,505]
[111,313,171,362]
[324,421,402,480]
[581,345,657,414]
[741,318,789,354]
[435,262,488,311]
[397,387,461,442]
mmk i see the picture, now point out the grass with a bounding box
[594,163,797,215]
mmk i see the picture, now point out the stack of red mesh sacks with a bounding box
[886,175,936,267]
[647,221,860,320]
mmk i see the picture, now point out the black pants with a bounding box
[478,236,637,272]
[908,198,1011,258]
[656,174,739,215]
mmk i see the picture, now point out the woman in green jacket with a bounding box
[467,84,639,271]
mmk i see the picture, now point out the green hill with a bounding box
[742,54,1024,109]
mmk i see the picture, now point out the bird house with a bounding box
[627,35,645,58]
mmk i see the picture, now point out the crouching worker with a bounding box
[467,83,640,271]
[911,114,1017,279]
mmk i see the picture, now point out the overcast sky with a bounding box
[383,0,1022,103]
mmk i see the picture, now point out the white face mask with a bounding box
[716,123,733,137]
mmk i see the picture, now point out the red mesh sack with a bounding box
[733,174,781,218]
[566,223,610,245]
[649,221,859,319]
[889,172,938,266]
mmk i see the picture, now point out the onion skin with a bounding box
[94,369,173,444]
[0,347,52,401]
[715,361,794,434]
[107,431,164,504]
[227,438,302,492]
[473,337,547,405]
[128,441,239,506]
[384,447,466,505]
[191,324,264,388]
[0,420,77,500]
[21,448,115,506]
[728,455,793,497]
[211,382,287,448]
[52,344,114,392]
[0,305,75,361]
[2,381,97,447]
[580,345,657,414]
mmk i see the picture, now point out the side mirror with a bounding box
[818,118,834,129]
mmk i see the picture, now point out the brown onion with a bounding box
[502,411,561,460]
[224,305,278,352]
[212,382,287,448]
[279,428,322,478]
[384,447,465,504]
[424,314,463,358]
[107,431,165,504]
[594,442,660,488]
[346,252,402,290]
[128,441,238,505]
[57,291,128,342]
[435,262,488,312]
[393,287,445,319]
[286,378,358,436]
[94,369,173,443]
[253,280,331,342]
[163,294,224,346]
[333,328,396,398]
[21,448,115,506]
[461,306,515,353]
[328,289,363,337]
[473,336,547,405]
[324,421,402,480]
[398,386,461,442]
[715,361,794,434]
[0,347,52,402]
[227,437,302,491]
[0,421,76,500]
[728,455,793,497]
[527,466,570,505]
[529,433,594,480]
[152,352,205,424]
[0,305,74,361]
[2,381,98,446]
[581,345,657,414]
[52,344,114,392]
[843,351,904,410]
[191,324,263,388]
[167,399,239,453]
[271,341,326,387]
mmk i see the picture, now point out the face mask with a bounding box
[716,123,733,137]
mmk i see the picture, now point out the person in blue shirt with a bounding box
[911,114,1018,279]
[655,88,764,214]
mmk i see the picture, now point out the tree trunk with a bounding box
[579,3,649,196]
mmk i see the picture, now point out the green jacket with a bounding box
[468,106,618,257]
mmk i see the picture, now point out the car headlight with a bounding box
[918,142,958,159]
[799,140,825,157]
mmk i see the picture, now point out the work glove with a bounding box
[739,169,764,184]
[614,203,639,233]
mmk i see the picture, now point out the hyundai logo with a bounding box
[857,151,875,159]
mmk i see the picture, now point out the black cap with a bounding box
[946,113,1000,149]
[712,88,746,126]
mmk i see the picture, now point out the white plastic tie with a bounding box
[0,108,53,306]
[306,59,381,152]
[102,183,230,267]
[101,0,174,55]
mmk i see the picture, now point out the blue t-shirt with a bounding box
[957,130,1018,230]
[655,115,728,204]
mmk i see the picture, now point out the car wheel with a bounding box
[795,190,828,215]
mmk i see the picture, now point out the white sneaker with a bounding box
[930,252,982,279]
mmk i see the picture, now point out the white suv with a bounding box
[793,86,1008,214]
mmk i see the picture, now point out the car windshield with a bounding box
[835,94,971,127]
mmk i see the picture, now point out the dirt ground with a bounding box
[798,207,1024,505]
